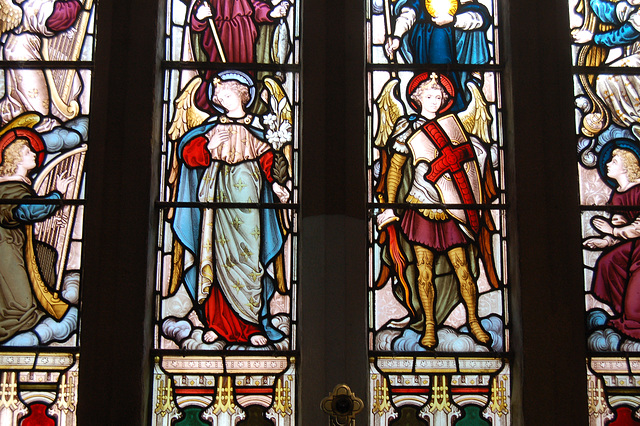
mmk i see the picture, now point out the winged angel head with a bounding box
[0,0,23,37]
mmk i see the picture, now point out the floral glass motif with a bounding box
[571,0,640,419]
[367,0,511,422]
[154,0,299,423]
[0,0,95,424]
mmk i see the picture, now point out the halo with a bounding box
[597,138,640,188]
[0,128,46,169]
[208,70,256,113]
[406,72,455,114]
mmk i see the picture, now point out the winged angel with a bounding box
[374,72,500,350]
[164,71,293,348]
[0,0,88,133]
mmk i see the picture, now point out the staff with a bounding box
[195,1,227,63]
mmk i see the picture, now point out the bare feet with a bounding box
[203,330,217,343]
[250,334,268,346]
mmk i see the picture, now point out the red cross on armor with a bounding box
[423,121,480,233]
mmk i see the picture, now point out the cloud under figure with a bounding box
[4,307,78,346]
[588,328,621,352]
[621,339,640,352]
[587,309,609,330]
[161,313,290,350]
[459,315,504,352]
[61,272,81,304]
[376,315,503,352]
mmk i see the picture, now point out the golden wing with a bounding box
[0,0,21,36]
[0,113,41,137]
[374,78,405,148]
[458,81,492,145]
[167,76,210,141]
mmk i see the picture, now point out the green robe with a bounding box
[0,181,44,342]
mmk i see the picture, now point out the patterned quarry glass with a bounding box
[366,0,511,422]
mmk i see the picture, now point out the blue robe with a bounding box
[172,118,285,341]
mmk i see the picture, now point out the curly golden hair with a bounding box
[0,138,30,177]
[613,148,640,182]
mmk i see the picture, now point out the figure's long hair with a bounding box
[0,138,29,177]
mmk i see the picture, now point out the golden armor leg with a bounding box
[448,246,491,344]
[415,246,437,349]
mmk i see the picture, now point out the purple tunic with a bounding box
[593,184,640,339]
[401,210,468,252]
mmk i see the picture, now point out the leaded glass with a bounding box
[367,0,510,422]
[153,0,299,422]
[0,1,94,424]
[570,0,640,419]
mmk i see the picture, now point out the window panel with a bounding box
[570,0,640,419]
[154,0,300,422]
[0,0,94,424]
[366,0,509,421]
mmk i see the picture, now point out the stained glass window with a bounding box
[151,0,299,423]
[0,0,94,424]
[569,0,640,419]
[366,0,511,422]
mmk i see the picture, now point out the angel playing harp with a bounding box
[168,71,292,347]
[0,127,75,343]
[375,72,500,350]
[0,0,89,133]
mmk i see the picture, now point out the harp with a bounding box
[32,144,87,291]
[41,0,94,120]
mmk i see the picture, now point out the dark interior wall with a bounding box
[75,0,589,424]
[508,0,588,422]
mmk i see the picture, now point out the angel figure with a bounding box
[0,0,88,133]
[171,71,291,346]
[375,72,499,349]
[0,127,72,343]
[585,144,640,340]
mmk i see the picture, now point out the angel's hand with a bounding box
[593,217,613,235]
[207,128,229,152]
[385,37,401,59]
[270,1,290,18]
[432,14,454,26]
[272,182,290,203]
[196,3,213,20]
[55,173,75,195]
[584,237,609,249]
[573,30,593,44]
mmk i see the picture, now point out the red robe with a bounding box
[593,184,640,340]
[190,0,273,111]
